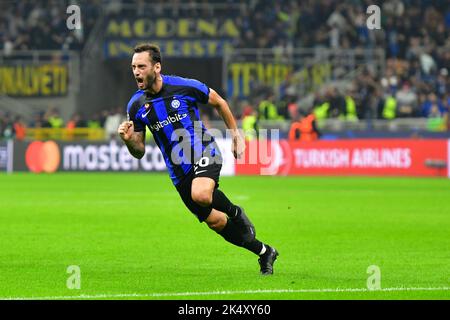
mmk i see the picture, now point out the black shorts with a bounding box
[175,157,222,222]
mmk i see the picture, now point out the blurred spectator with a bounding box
[258,91,284,120]
[3,36,14,56]
[395,82,419,118]
[435,68,449,97]
[380,68,399,94]
[104,108,124,139]
[66,113,86,129]
[286,95,299,121]
[87,112,101,129]
[0,112,14,139]
[356,70,380,120]
[381,93,398,120]
[13,116,27,140]
[426,103,447,132]
[420,48,437,75]
[326,87,346,118]
[313,91,330,121]
[45,107,64,128]
[312,91,325,110]
[421,93,446,118]
[289,109,321,142]
[99,110,109,128]
[343,89,358,121]
[242,106,258,141]
[29,112,45,128]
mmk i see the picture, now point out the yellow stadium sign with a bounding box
[105,18,239,39]
[0,64,68,97]
[227,62,332,98]
[228,62,293,97]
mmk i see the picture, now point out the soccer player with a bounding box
[118,43,278,275]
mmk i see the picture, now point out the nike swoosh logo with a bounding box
[195,169,208,174]
[142,110,151,118]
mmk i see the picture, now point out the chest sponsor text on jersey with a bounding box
[150,113,187,132]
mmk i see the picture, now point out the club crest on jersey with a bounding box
[144,103,150,109]
[171,99,180,109]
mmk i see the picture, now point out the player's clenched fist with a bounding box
[118,121,134,141]
[232,134,246,159]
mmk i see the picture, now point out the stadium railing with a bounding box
[26,128,105,141]
[208,118,445,132]
[22,117,448,142]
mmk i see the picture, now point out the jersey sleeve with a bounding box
[127,98,146,132]
[188,79,210,104]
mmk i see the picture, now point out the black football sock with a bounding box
[212,189,241,218]
[218,218,264,255]
[245,239,265,255]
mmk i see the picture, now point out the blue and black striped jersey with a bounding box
[126,74,221,185]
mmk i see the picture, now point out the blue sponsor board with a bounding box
[104,39,233,58]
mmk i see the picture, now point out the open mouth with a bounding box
[136,78,144,88]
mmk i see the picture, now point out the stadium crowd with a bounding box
[0,0,101,53]
[0,0,449,139]
[232,0,449,126]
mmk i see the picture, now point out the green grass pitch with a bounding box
[0,173,449,300]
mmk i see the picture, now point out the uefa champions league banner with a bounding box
[235,139,449,177]
[11,139,235,176]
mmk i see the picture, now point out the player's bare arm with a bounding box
[118,121,145,159]
[208,88,245,159]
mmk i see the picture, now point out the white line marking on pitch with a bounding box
[1,287,449,300]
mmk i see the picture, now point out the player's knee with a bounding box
[206,215,227,232]
[191,189,212,207]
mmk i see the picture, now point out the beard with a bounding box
[144,71,157,91]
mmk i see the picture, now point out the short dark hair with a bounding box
[134,43,162,64]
